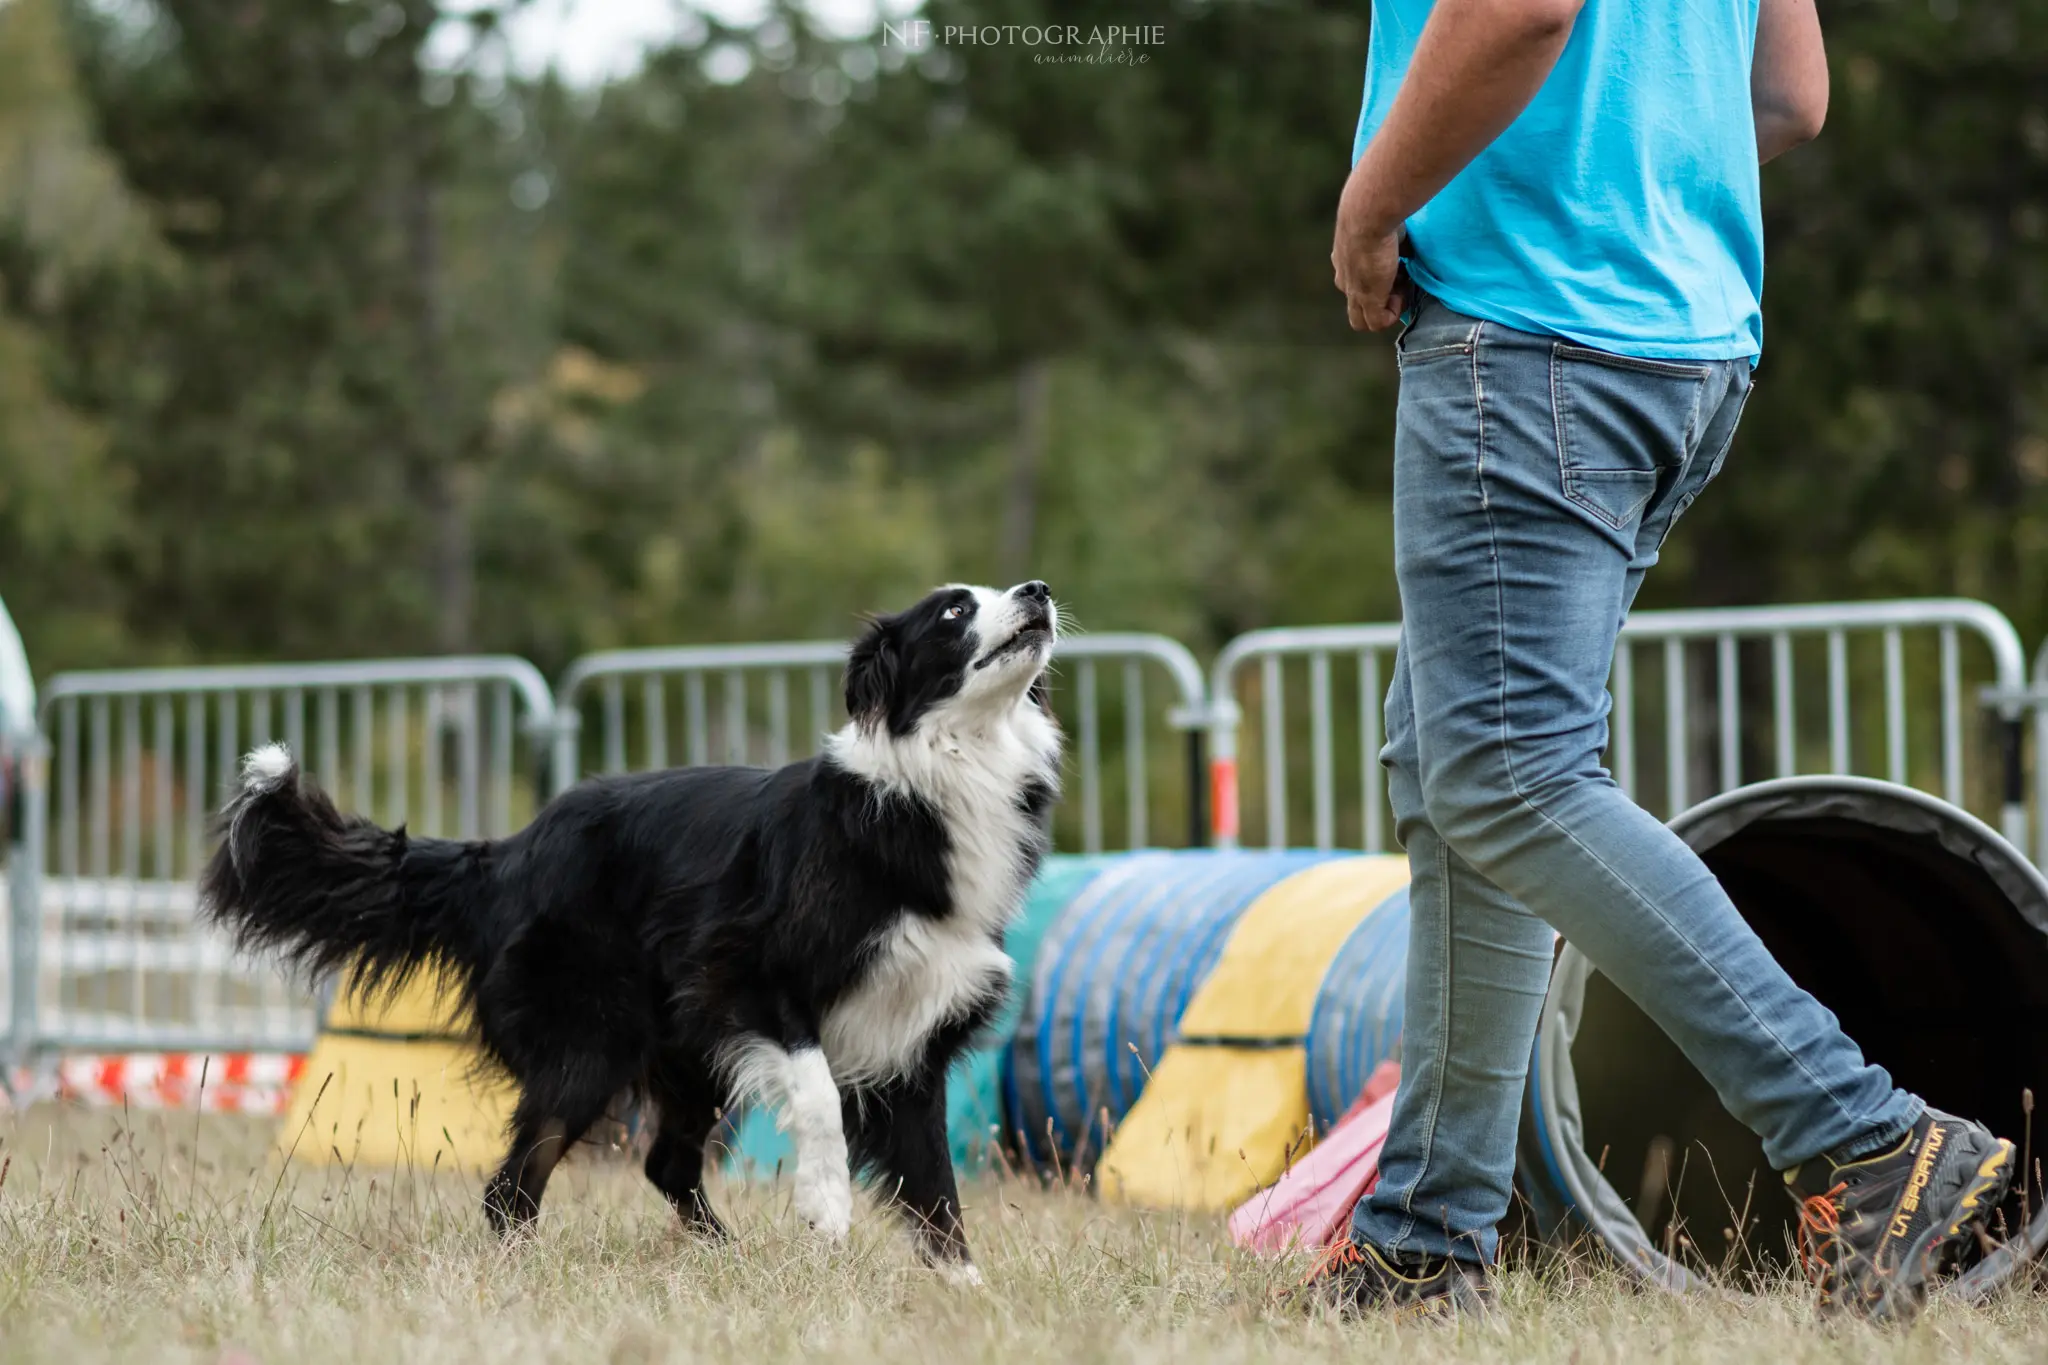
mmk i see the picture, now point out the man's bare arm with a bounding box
[1753,0,1828,163]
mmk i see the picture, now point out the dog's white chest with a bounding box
[820,915,1012,1089]
[819,699,1058,1091]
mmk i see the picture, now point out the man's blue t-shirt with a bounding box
[1355,0,1765,361]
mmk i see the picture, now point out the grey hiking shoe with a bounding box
[1788,1107,2016,1321]
[1294,1237,1493,1320]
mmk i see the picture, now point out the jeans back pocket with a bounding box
[1551,344,1712,532]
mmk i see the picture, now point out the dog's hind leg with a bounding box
[717,1035,853,1243]
[482,1066,622,1237]
[644,1066,729,1238]
[851,1077,977,1285]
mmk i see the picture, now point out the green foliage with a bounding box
[0,0,2043,685]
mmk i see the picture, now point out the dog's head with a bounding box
[845,581,1058,736]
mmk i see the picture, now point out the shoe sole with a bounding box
[1868,1137,2017,1323]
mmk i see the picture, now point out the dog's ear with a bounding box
[845,615,899,730]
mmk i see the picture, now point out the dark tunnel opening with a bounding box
[1561,810,2048,1285]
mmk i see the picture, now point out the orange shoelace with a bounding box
[1299,1237,1368,1290]
[1796,1182,1848,1287]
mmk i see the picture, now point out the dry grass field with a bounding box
[1,1104,2043,1364]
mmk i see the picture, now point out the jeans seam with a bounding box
[1471,324,1490,511]
[1391,831,1457,1249]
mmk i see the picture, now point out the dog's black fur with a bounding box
[200,582,1062,1273]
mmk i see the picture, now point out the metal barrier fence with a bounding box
[11,657,557,1058]
[3,597,2037,1064]
[557,634,1210,852]
[1208,599,2030,857]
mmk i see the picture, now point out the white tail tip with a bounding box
[241,743,294,790]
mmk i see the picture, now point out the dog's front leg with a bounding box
[782,1045,854,1243]
[724,1035,854,1244]
[853,1077,979,1285]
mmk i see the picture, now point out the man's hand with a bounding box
[1332,176,1407,332]
[1331,0,1583,331]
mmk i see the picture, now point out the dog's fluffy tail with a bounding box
[199,743,494,1006]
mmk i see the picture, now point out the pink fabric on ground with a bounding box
[1228,1060,1401,1255]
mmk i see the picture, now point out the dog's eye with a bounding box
[942,605,966,621]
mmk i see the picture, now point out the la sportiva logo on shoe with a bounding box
[1888,1124,1946,1240]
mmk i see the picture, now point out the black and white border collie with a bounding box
[200,581,1062,1282]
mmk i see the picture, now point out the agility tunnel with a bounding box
[278,967,515,1173]
[1520,776,2048,1297]
[1093,856,1411,1210]
[1003,850,1344,1169]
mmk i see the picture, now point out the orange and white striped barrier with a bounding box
[5,1052,309,1115]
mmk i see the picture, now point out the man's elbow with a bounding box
[1765,93,1828,150]
[1783,92,1828,145]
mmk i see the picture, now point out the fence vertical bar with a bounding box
[152,697,173,880]
[424,687,444,838]
[352,688,373,818]
[122,695,143,1027]
[59,698,78,878]
[1883,627,1907,787]
[385,686,407,828]
[184,693,205,877]
[285,688,306,769]
[1827,630,1850,774]
[1939,626,1962,807]
[1772,633,1795,779]
[1263,654,1286,850]
[768,672,791,770]
[644,676,667,771]
[457,686,481,840]
[685,675,707,766]
[120,695,141,878]
[490,682,513,837]
[724,671,746,766]
[217,692,238,808]
[1360,649,1383,853]
[1717,634,1740,793]
[1309,652,1334,852]
[1664,637,1687,817]
[317,688,340,795]
[809,668,831,752]
[1123,661,1146,850]
[603,677,626,775]
[1078,658,1102,854]
[90,697,110,878]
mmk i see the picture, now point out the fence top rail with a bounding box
[1212,598,2028,701]
[559,640,853,704]
[39,655,558,726]
[559,632,1209,714]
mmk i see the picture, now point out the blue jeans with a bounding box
[1349,299,1920,1265]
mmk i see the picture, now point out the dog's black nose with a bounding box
[1015,580,1051,602]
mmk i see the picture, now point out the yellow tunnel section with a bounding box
[277,969,515,1173]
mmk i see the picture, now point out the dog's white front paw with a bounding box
[935,1260,985,1290]
[794,1163,854,1244]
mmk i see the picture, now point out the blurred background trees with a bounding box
[1,0,2044,677]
